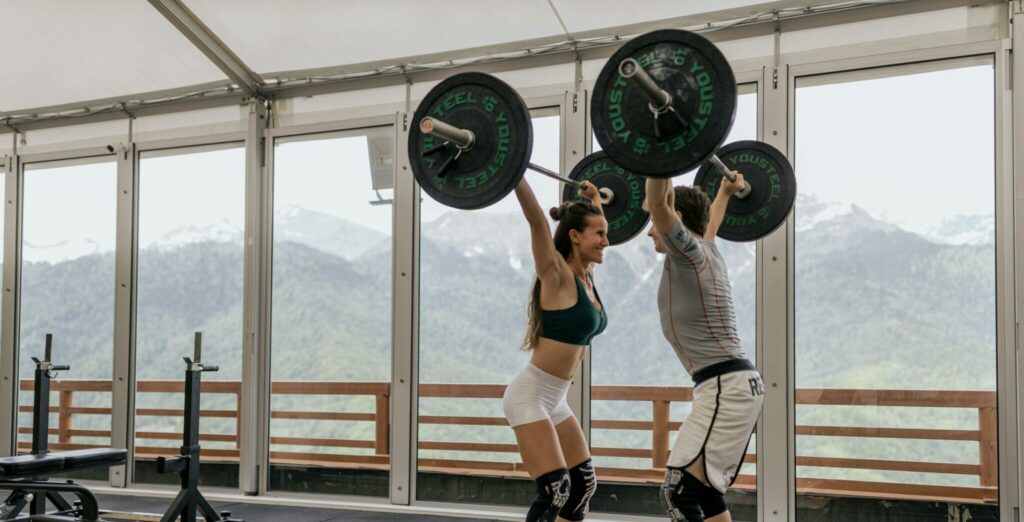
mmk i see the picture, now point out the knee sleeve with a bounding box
[698,486,727,519]
[661,467,707,522]
[559,459,596,521]
[526,468,570,522]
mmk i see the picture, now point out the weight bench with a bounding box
[0,453,89,521]
[0,335,127,521]
[0,450,127,521]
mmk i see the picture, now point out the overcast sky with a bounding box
[795,64,994,234]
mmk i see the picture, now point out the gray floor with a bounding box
[94,494,504,522]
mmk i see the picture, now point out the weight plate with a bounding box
[693,140,796,242]
[562,152,650,245]
[408,72,532,209]
[592,29,737,178]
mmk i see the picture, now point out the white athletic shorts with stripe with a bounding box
[667,369,764,494]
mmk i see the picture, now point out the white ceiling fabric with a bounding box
[183,0,566,76]
[1,0,227,112]
[0,1,977,117]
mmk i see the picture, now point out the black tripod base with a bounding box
[159,487,241,522]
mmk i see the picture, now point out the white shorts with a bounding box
[502,363,574,428]
[667,369,764,494]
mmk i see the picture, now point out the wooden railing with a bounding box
[17,380,997,504]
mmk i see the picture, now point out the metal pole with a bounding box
[530,164,615,206]
[528,163,583,190]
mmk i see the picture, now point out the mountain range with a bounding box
[12,194,997,487]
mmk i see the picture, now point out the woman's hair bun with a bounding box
[549,202,571,221]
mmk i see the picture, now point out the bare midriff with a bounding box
[529,337,588,380]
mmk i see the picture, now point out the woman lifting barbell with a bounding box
[501,177,607,522]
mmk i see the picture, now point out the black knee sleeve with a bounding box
[661,467,716,522]
[559,459,596,521]
[698,486,727,519]
[526,468,570,522]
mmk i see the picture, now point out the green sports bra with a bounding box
[539,274,608,346]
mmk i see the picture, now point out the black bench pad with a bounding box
[58,448,126,470]
[0,454,64,477]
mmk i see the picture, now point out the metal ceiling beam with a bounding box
[147,0,264,97]
[4,91,250,133]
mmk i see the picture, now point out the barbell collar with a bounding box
[420,117,475,150]
[708,154,751,199]
[618,58,673,113]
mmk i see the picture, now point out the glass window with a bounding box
[19,158,117,481]
[794,61,997,518]
[416,112,560,506]
[588,90,759,517]
[133,145,245,488]
[268,128,394,497]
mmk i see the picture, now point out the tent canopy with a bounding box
[2,0,845,116]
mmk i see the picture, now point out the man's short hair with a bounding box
[674,185,711,236]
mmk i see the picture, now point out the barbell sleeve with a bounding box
[619,58,673,112]
[617,59,752,200]
[420,117,475,150]
[707,154,751,199]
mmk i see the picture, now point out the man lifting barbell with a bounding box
[589,28,797,521]
[645,175,763,522]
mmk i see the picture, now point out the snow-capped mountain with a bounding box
[795,194,899,234]
[423,211,536,272]
[142,206,389,260]
[919,214,995,246]
[273,205,387,260]
[148,221,243,249]
[23,238,108,264]
[796,194,993,246]
[21,196,995,267]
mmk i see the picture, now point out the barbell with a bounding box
[406,29,797,244]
